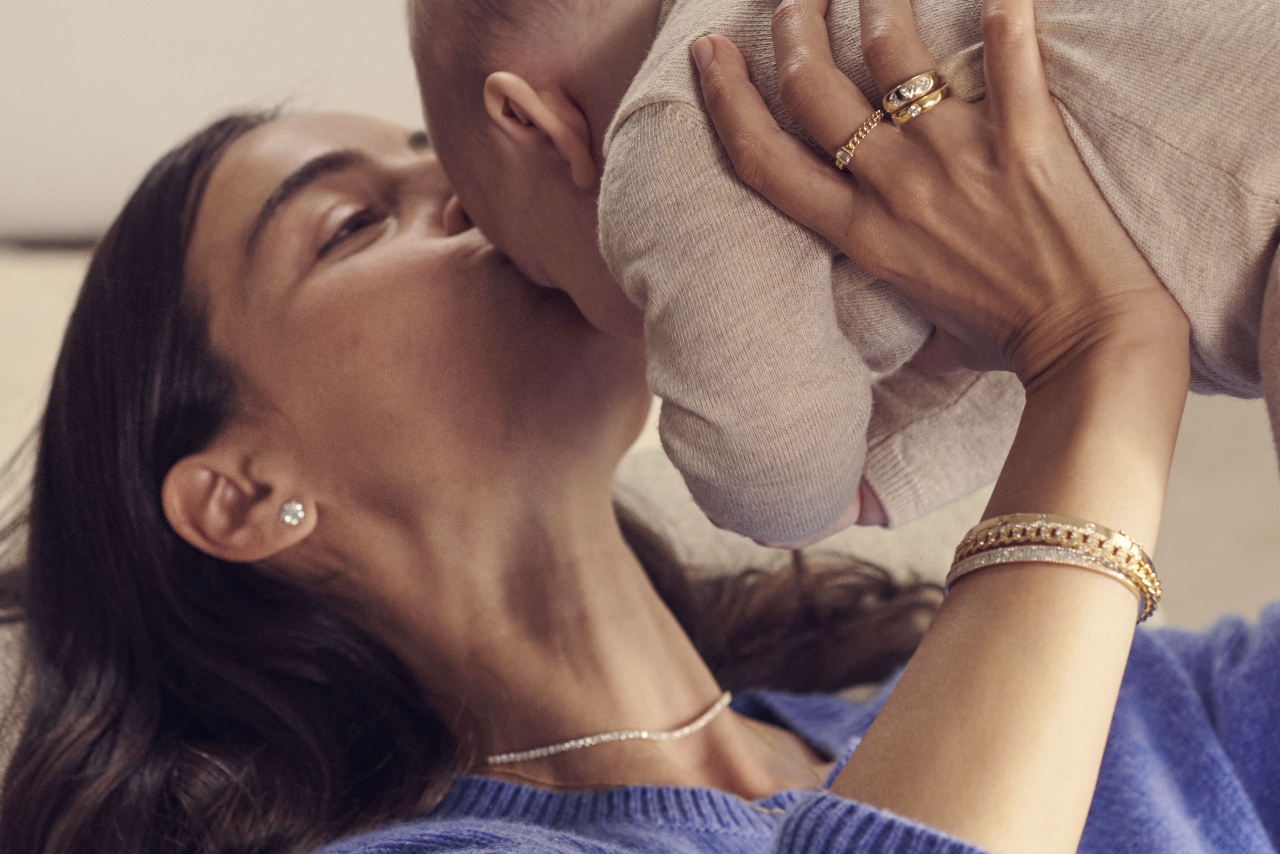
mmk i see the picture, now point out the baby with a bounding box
[411,0,1280,546]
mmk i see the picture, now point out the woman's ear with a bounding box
[161,432,314,564]
[483,71,598,190]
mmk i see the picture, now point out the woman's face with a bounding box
[184,112,648,517]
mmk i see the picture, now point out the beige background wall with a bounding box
[0,0,422,240]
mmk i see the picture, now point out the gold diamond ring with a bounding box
[834,109,885,171]
[882,71,946,113]
[890,86,951,126]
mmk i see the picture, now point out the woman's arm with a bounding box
[837,332,1186,853]
[695,0,1189,851]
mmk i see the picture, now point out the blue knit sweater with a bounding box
[317,604,1280,853]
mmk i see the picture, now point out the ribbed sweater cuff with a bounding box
[861,441,926,528]
[777,793,986,854]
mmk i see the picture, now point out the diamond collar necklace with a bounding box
[484,691,733,766]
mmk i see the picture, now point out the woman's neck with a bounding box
[313,467,828,798]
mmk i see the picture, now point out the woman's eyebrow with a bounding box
[245,149,367,259]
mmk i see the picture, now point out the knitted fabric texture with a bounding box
[316,605,1280,852]
[596,0,1280,542]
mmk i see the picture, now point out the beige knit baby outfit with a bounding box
[599,0,1280,544]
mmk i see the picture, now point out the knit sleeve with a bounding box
[774,792,986,853]
[313,800,989,853]
[862,368,1024,526]
[313,821,562,852]
[1136,604,1280,843]
[598,101,872,545]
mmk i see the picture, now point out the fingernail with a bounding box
[691,36,714,73]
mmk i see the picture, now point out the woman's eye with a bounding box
[318,207,386,259]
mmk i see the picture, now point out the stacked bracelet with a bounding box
[945,513,1161,623]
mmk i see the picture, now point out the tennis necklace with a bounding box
[484,691,733,766]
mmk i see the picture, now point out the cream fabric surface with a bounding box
[599,0,1280,545]
[614,446,988,580]
[1257,250,1280,462]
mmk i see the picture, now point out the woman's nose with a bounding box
[393,148,472,235]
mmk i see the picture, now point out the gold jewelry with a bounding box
[484,739,791,815]
[946,513,1161,622]
[890,86,952,126]
[948,544,1145,603]
[882,71,946,112]
[835,109,885,171]
[484,691,732,766]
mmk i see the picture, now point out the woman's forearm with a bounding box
[829,317,1190,853]
[687,3,1192,846]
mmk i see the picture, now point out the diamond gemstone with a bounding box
[280,500,306,527]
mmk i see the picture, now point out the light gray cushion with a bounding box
[613,446,988,582]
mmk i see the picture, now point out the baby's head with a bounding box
[410,0,658,339]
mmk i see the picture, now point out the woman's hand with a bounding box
[692,0,1185,389]
[694,3,1191,851]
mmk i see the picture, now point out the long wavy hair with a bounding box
[0,112,940,854]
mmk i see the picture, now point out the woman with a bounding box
[0,1,1274,853]
[0,69,936,854]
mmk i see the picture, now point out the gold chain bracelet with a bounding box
[947,513,1161,622]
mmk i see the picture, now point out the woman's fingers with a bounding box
[859,0,937,97]
[856,0,974,152]
[700,0,1178,390]
[981,0,1054,132]
[694,34,874,250]
[771,0,877,155]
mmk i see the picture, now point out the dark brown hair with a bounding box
[0,111,939,854]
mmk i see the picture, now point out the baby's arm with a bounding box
[600,101,871,545]
[864,367,1024,526]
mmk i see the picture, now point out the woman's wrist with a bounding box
[1014,290,1190,396]
[991,304,1190,551]
[831,311,1187,852]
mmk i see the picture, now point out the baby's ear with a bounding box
[483,71,598,190]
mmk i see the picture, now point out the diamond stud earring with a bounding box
[279,500,306,527]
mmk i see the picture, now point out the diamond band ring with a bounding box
[882,71,946,113]
[890,86,951,126]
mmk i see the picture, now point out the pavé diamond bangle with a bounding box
[945,513,1161,622]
